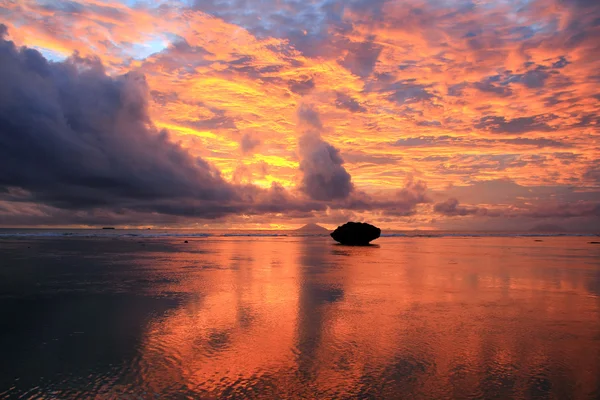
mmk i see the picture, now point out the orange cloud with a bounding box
[1,0,599,229]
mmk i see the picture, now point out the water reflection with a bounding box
[0,236,599,398]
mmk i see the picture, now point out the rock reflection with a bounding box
[295,238,344,392]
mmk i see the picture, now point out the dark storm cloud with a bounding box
[0,202,183,227]
[0,183,330,226]
[0,30,239,213]
[297,105,354,201]
[2,0,598,229]
[0,28,333,222]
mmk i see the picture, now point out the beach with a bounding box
[0,234,599,398]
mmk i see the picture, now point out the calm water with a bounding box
[0,235,599,399]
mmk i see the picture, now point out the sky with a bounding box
[0,0,599,230]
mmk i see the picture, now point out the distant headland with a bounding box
[294,223,330,233]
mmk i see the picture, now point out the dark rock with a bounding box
[330,222,381,245]
[184,240,188,243]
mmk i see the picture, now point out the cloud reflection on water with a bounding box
[0,236,598,398]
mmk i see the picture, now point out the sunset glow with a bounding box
[0,0,598,229]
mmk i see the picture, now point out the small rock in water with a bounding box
[184,240,188,243]
[331,222,381,245]
[589,241,600,244]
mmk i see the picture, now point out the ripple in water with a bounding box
[0,236,599,398]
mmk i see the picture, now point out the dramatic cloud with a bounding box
[324,177,430,217]
[1,0,599,229]
[297,105,354,201]
[0,29,321,222]
[0,33,239,212]
[379,178,429,216]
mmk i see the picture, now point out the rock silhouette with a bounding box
[330,222,381,245]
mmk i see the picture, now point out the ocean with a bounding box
[0,231,599,398]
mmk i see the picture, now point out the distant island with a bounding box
[295,223,330,233]
[102,227,116,230]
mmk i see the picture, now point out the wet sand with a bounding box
[0,236,599,398]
